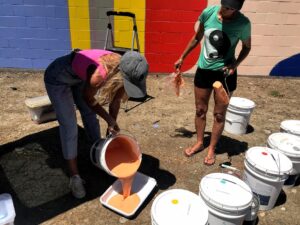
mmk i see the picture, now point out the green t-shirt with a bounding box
[198,5,251,70]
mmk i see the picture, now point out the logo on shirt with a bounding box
[204,28,231,60]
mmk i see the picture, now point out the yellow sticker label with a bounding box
[171,199,179,204]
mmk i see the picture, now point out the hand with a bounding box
[222,63,237,76]
[107,120,120,136]
[174,58,183,71]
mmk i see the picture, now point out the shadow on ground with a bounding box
[0,126,175,225]
[171,126,249,158]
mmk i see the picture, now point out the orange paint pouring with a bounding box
[106,136,141,212]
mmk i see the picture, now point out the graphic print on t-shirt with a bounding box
[203,28,231,60]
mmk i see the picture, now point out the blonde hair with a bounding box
[96,53,128,105]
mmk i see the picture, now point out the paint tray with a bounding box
[100,172,157,217]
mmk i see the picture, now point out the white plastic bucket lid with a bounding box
[151,189,208,225]
[229,97,255,110]
[267,132,300,158]
[199,173,253,213]
[280,120,300,135]
[245,147,293,176]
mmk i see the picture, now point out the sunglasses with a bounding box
[222,6,236,11]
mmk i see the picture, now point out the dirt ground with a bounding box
[0,69,299,225]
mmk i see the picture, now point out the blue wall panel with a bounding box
[0,1,71,69]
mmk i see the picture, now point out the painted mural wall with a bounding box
[0,0,299,76]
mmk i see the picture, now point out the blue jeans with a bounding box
[44,82,100,160]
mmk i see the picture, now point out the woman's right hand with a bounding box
[174,58,183,70]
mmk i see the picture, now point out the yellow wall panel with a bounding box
[68,0,91,49]
[114,0,146,53]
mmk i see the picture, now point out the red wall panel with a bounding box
[145,0,207,73]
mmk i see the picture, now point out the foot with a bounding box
[184,143,204,157]
[204,153,216,166]
[69,175,86,199]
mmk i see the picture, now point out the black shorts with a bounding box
[194,67,237,93]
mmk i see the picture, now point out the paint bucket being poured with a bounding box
[90,134,142,178]
[92,134,156,217]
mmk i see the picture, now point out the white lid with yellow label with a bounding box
[151,189,208,225]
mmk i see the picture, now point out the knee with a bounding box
[196,107,207,118]
[214,113,226,123]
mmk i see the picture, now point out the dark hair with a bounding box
[221,0,245,10]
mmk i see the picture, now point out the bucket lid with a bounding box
[199,173,253,212]
[267,133,300,158]
[151,189,208,225]
[280,120,300,135]
[245,147,293,175]
[24,95,52,108]
[229,97,255,109]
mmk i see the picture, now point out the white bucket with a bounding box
[267,132,300,188]
[280,120,300,137]
[0,193,15,225]
[243,194,260,225]
[90,134,141,177]
[243,147,293,210]
[199,173,253,225]
[151,189,208,225]
[224,97,255,135]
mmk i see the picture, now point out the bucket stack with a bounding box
[242,119,300,213]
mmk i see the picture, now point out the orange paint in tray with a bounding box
[105,136,142,213]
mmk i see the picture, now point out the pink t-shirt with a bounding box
[71,49,112,81]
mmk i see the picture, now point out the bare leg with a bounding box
[184,87,212,156]
[68,158,79,176]
[205,91,232,165]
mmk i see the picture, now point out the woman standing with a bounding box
[174,0,251,165]
[44,49,148,198]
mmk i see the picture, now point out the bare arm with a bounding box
[224,37,251,75]
[109,87,125,120]
[174,22,204,69]
[83,69,119,133]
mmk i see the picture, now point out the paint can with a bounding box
[280,120,300,137]
[151,189,208,225]
[243,194,260,225]
[199,173,253,225]
[90,134,141,177]
[243,147,293,210]
[224,97,255,135]
[0,193,15,225]
[267,132,300,188]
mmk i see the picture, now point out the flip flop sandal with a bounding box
[204,154,216,166]
[184,145,204,157]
